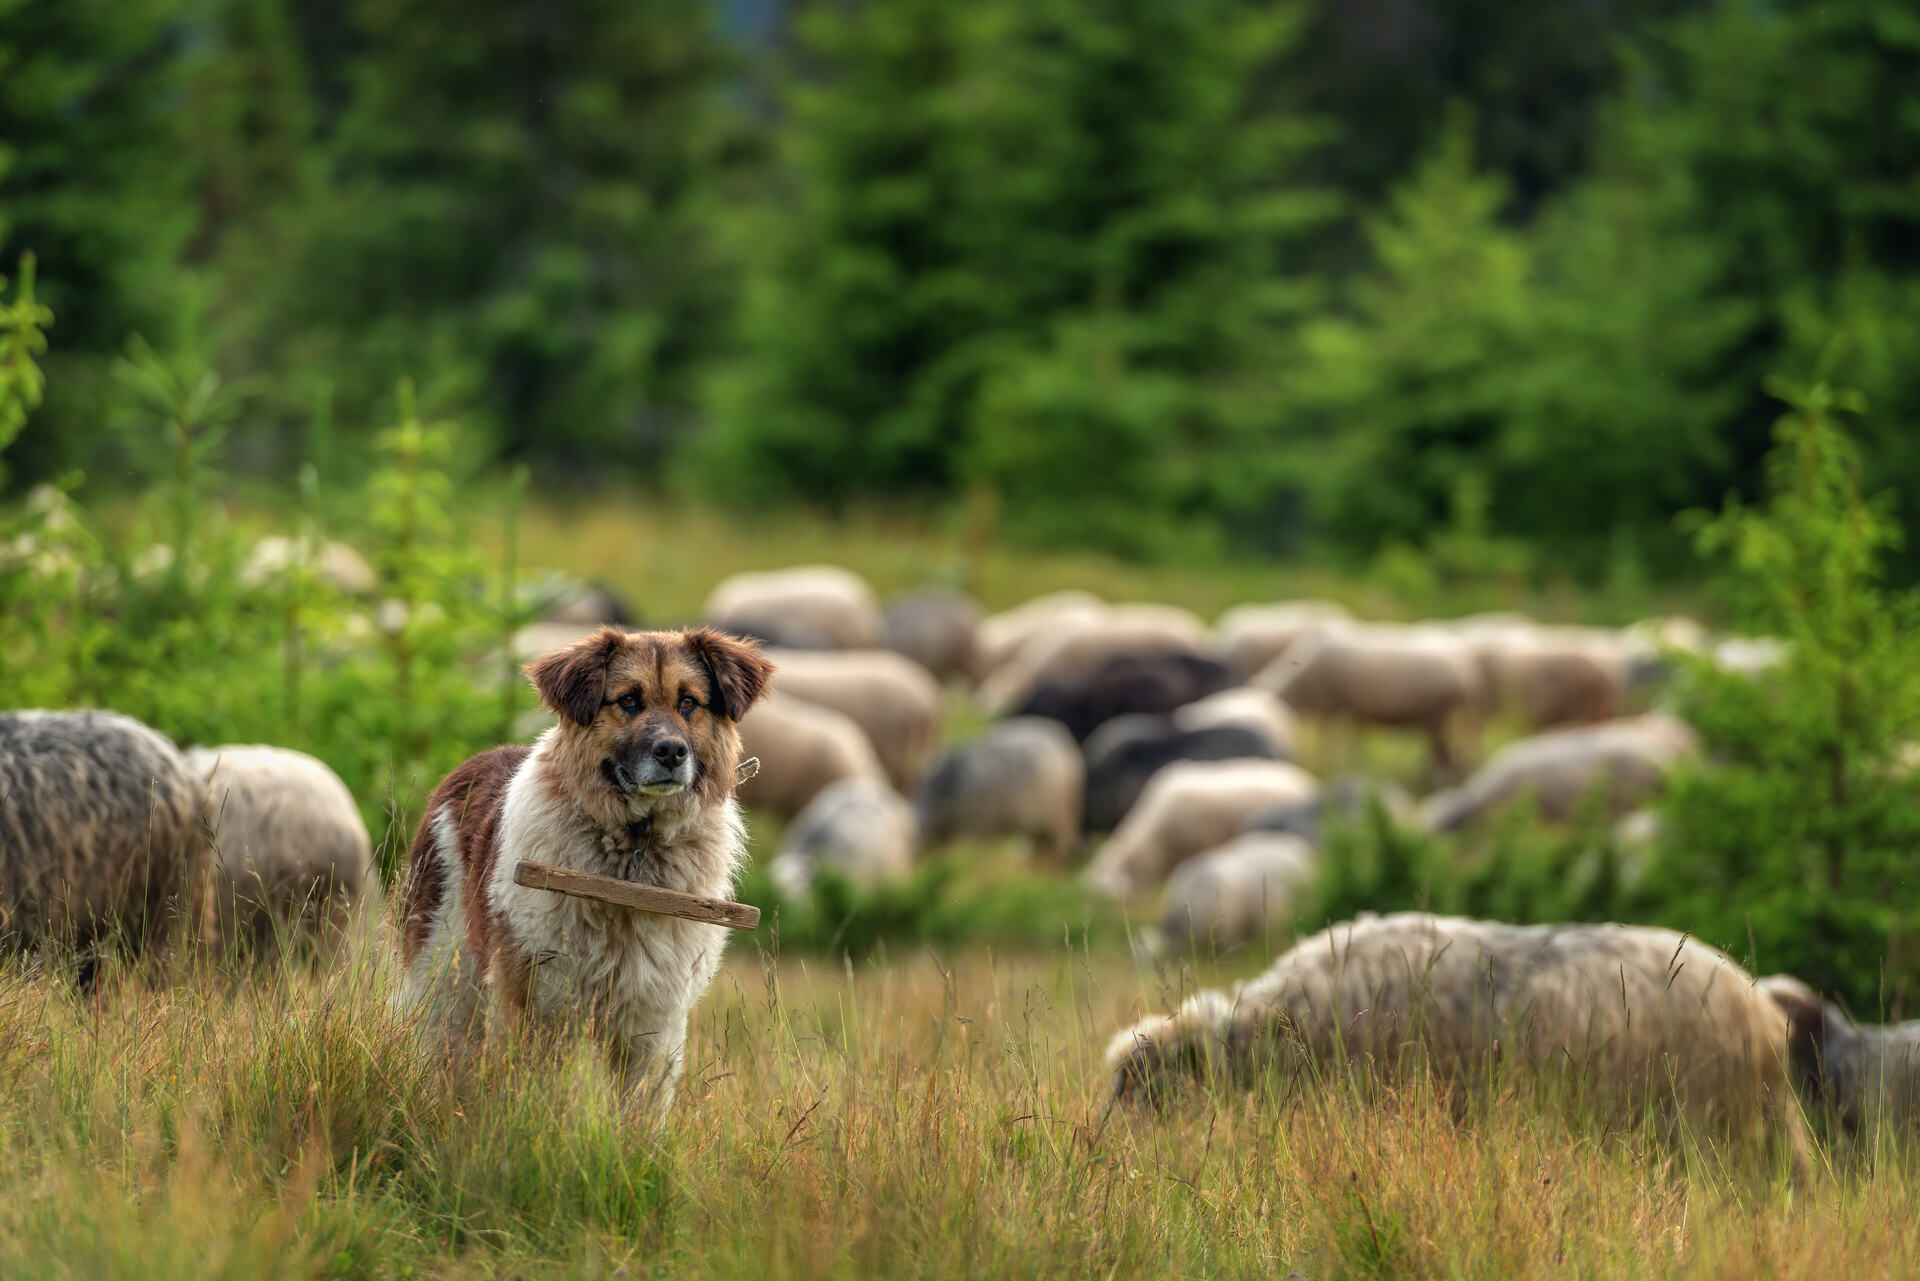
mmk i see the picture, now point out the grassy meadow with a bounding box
[0,937,1915,1280]
[5,475,1914,1278]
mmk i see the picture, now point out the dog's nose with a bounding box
[652,738,689,767]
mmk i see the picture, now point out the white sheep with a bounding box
[1107,912,1809,1173]
[735,691,886,818]
[1254,622,1485,777]
[768,777,917,898]
[764,648,944,790]
[703,565,881,650]
[1083,758,1318,898]
[187,744,377,959]
[1419,713,1697,832]
[1153,832,1318,954]
[1215,600,1353,680]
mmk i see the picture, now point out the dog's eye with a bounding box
[616,693,639,712]
[678,695,699,716]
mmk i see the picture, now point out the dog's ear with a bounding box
[683,627,774,721]
[526,627,625,726]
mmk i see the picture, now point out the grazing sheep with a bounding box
[976,590,1107,676]
[1015,651,1234,742]
[1713,635,1788,675]
[1107,912,1809,1171]
[979,602,1210,713]
[1216,600,1353,680]
[1172,687,1297,759]
[1243,776,1415,848]
[913,717,1084,860]
[881,589,983,684]
[1084,759,1319,898]
[1448,620,1624,730]
[736,692,886,817]
[512,619,607,660]
[1760,975,1920,1132]
[185,745,376,958]
[0,710,209,969]
[763,649,943,790]
[704,565,881,650]
[1081,716,1281,833]
[1419,713,1697,833]
[768,777,918,898]
[1155,832,1318,953]
[542,580,638,628]
[1254,623,1486,778]
[241,536,377,595]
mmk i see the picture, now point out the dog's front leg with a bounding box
[608,1027,685,1119]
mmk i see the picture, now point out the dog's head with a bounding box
[526,626,774,805]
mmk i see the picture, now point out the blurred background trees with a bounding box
[2,0,1918,577]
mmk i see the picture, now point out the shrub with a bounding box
[1636,373,1920,1012]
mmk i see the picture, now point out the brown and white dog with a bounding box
[396,625,774,1109]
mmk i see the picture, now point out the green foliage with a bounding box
[1296,113,1750,576]
[1639,376,1920,1011]
[1305,799,1632,935]
[0,252,52,479]
[738,850,1120,959]
[701,0,1331,554]
[275,0,741,467]
[0,337,534,875]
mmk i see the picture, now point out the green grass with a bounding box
[484,489,1707,626]
[0,940,1914,1279]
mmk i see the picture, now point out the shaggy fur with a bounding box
[1107,912,1809,1172]
[735,691,886,817]
[186,744,375,959]
[396,626,773,1110]
[1083,758,1319,898]
[0,710,210,970]
[913,717,1084,861]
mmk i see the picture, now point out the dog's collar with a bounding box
[626,815,653,858]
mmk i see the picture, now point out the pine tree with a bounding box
[699,0,1330,553]
[0,0,194,477]
[285,0,740,466]
[1645,374,1920,1011]
[965,0,1332,556]
[696,0,1003,506]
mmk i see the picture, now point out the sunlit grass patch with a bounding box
[0,942,1911,1277]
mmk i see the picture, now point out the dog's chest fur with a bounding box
[484,755,742,1032]
[400,731,745,1055]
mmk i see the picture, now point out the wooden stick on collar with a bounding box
[512,861,761,930]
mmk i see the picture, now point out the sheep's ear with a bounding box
[526,627,624,726]
[683,627,775,721]
[1758,974,1832,1092]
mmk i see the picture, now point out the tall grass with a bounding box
[0,940,1911,1279]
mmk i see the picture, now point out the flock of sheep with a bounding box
[669,566,1704,952]
[0,552,1913,1158]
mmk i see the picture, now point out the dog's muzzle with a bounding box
[604,735,695,796]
